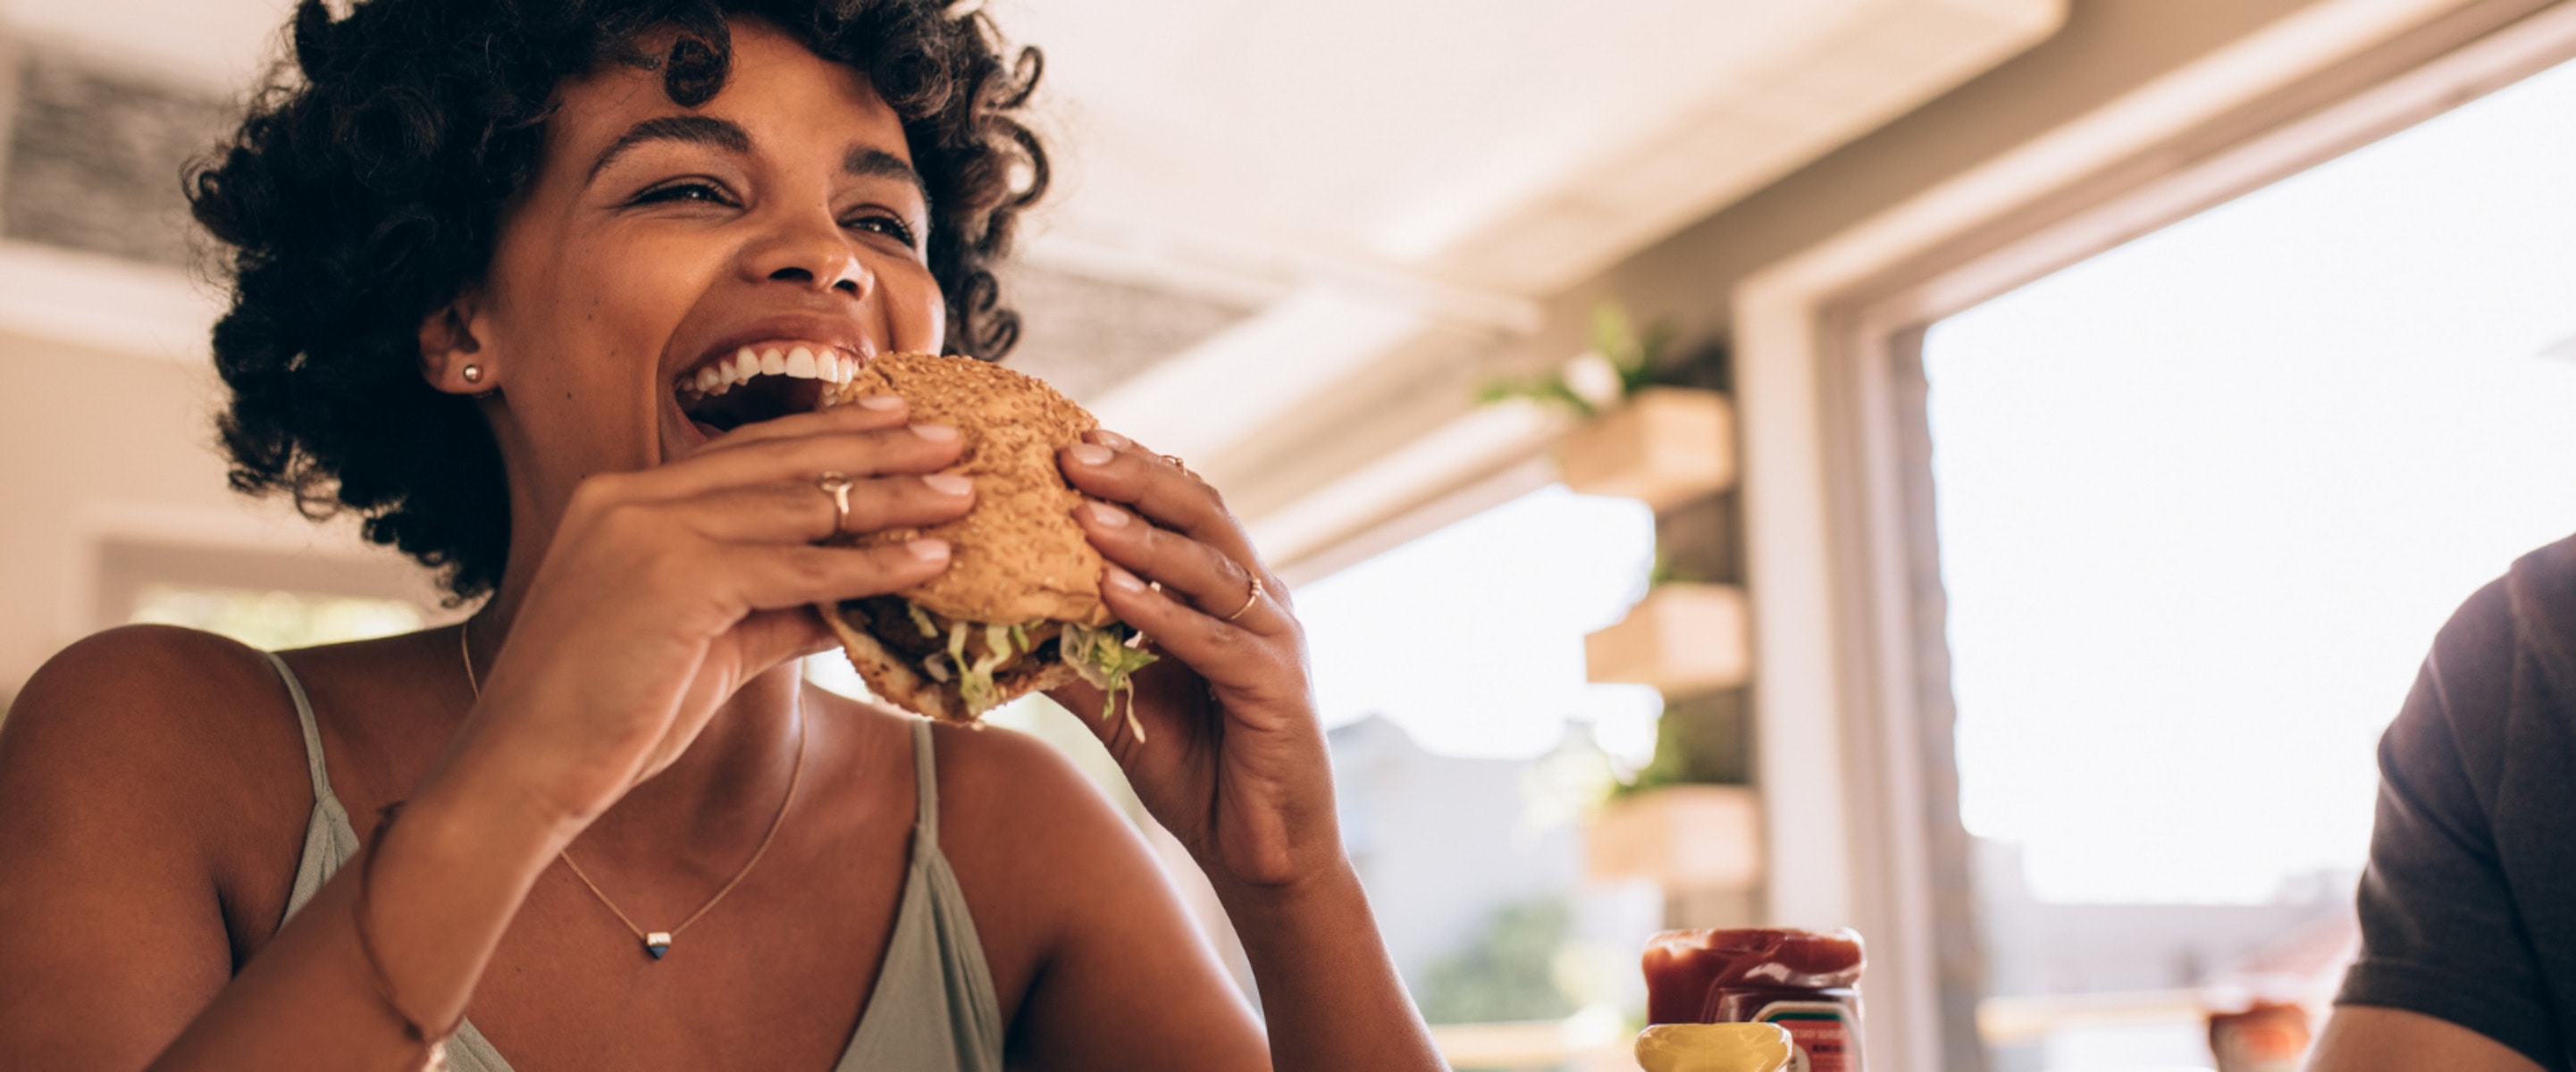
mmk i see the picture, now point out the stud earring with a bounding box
[461,364,483,386]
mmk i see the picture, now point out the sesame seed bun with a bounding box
[817,352,1118,721]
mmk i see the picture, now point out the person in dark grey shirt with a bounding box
[2311,535,2576,1072]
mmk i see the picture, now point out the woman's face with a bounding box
[454,19,944,511]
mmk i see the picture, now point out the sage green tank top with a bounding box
[265,653,1004,1071]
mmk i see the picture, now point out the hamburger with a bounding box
[813,352,1157,733]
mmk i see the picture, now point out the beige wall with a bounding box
[0,330,441,699]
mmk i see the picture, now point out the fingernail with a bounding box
[924,473,972,497]
[1103,565,1145,592]
[912,423,959,441]
[860,394,905,411]
[1094,431,1130,448]
[908,539,950,561]
[1070,443,1114,465]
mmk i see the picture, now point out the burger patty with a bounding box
[843,595,1068,672]
[847,596,944,662]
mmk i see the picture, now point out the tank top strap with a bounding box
[910,718,940,849]
[262,651,338,807]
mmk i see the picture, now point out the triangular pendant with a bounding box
[644,932,673,959]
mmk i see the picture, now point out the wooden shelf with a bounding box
[1557,387,1736,512]
[1585,582,1749,695]
[1587,784,1763,892]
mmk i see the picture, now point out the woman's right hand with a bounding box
[433,398,973,828]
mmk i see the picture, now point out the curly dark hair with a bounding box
[188,0,1048,601]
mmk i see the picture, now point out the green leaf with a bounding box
[1591,301,1642,374]
[1474,376,1598,417]
[1063,622,1159,731]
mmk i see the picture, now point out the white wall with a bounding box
[0,326,443,700]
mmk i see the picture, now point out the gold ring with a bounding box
[817,472,853,530]
[1223,576,1264,623]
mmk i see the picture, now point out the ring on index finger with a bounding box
[817,471,854,531]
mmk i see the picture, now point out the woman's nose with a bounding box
[743,216,872,298]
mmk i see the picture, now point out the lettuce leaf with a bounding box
[1063,622,1158,742]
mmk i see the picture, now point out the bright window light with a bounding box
[1926,57,2576,906]
[1296,485,1657,760]
[128,584,425,651]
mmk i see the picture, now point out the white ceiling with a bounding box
[1005,0,2061,296]
[4,0,2066,565]
[3,0,290,87]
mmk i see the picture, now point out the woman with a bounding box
[0,1,1445,1068]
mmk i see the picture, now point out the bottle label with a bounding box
[1752,1000,1860,1072]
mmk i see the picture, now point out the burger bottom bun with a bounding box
[817,603,1079,724]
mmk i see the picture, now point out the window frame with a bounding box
[1728,1,2576,1068]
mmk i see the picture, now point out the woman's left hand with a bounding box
[1050,430,1340,891]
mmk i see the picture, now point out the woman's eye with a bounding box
[846,213,920,249]
[634,180,734,207]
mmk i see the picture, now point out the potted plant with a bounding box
[1585,688,1765,917]
[1483,303,1736,512]
[1487,303,1761,917]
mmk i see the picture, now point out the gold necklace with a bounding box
[458,621,807,960]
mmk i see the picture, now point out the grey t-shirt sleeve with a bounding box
[2337,582,2566,1070]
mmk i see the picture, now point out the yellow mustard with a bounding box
[1633,1023,1798,1072]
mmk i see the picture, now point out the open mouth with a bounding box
[673,343,868,434]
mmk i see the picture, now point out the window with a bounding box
[128,583,424,650]
[96,539,446,650]
[1923,52,2576,1071]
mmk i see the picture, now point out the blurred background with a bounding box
[8,0,2576,1068]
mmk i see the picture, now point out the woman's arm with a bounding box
[155,710,577,1070]
[1206,862,1443,1071]
[1033,431,1446,1072]
[0,403,970,1070]
[0,626,561,1071]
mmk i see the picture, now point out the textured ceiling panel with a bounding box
[2,54,231,267]
[995,264,1255,401]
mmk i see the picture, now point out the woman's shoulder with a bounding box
[0,625,316,910]
[5,624,300,758]
[924,716,1125,833]
[917,710,1166,905]
[3,625,315,835]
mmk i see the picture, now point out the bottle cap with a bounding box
[1634,1022,1797,1072]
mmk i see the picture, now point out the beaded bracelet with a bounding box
[353,801,460,1071]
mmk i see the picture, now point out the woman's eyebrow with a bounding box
[845,147,927,204]
[587,114,751,182]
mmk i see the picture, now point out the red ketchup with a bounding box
[1643,928,1867,1072]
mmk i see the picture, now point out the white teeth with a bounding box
[697,344,860,392]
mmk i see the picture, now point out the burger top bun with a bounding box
[827,352,1116,628]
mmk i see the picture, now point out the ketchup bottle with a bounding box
[1642,928,1867,1072]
